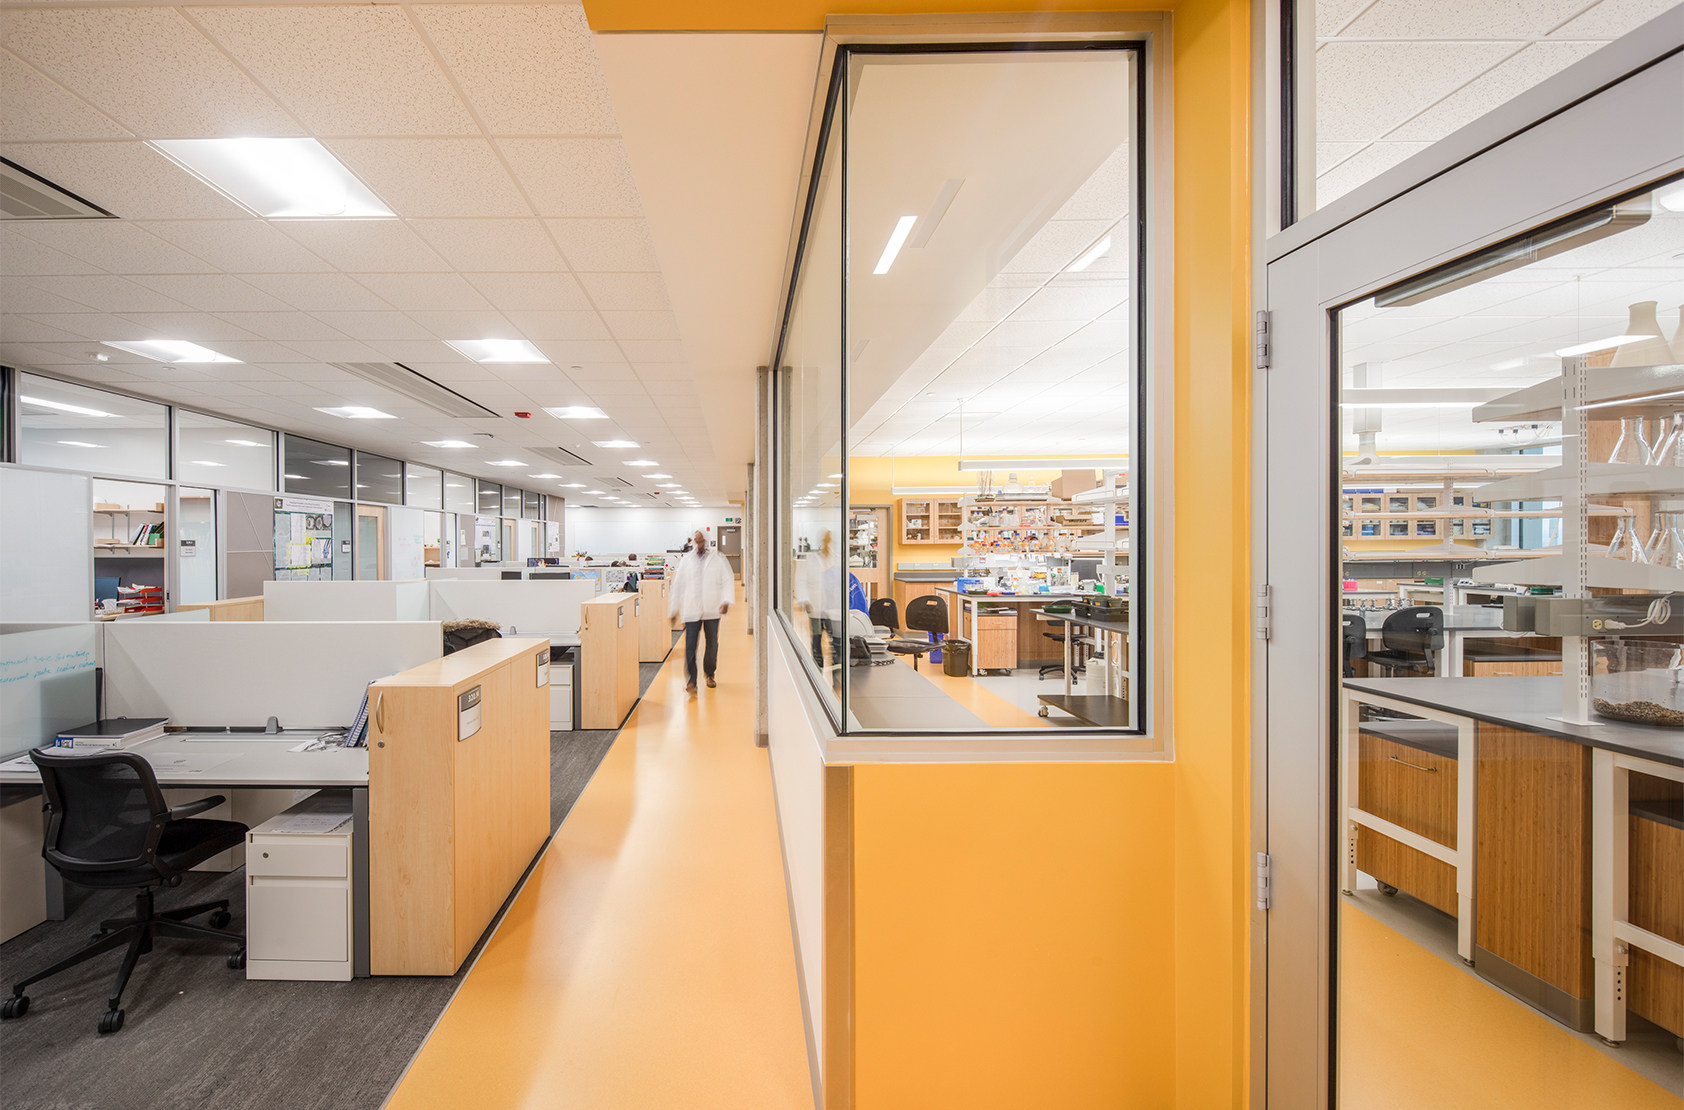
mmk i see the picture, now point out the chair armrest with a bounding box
[168,795,227,821]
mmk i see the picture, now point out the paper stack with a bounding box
[55,717,168,750]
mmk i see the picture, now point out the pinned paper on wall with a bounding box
[274,496,334,581]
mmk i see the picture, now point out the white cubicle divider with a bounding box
[263,579,430,622]
[428,578,602,638]
[0,623,99,760]
[423,566,507,580]
[102,620,442,728]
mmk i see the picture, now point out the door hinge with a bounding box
[1254,583,1272,641]
[1254,310,1271,370]
[1255,851,1273,911]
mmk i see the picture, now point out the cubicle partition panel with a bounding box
[263,579,430,622]
[102,621,442,728]
[428,579,601,638]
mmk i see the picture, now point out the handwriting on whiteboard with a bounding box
[0,647,96,685]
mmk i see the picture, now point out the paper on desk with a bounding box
[270,812,351,835]
[142,753,239,776]
[0,754,37,772]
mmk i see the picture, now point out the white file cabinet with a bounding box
[549,645,576,730]
[245,792,353,982]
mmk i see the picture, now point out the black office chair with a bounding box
[885,594,948,671]
[1342,613,1368,678]
[868,597,899,634]
[1364,606,1444,677]
[2,750,248,1034]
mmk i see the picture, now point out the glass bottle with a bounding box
[1645,511,1684,571]
[1606,515,1648,563]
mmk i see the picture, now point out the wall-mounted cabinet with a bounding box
[899,498,963,545]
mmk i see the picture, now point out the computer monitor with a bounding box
[532,571,571,581]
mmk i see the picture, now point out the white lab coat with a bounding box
[795,551,843,621]
[668,549,733,623]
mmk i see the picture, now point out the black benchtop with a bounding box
[1357,718,1458,760]
[1635,798,1684,831]
[1345,676,1684,767]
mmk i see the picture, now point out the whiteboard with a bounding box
[388,506,427,581]
[0,624,99,759]
[428,579,601,636]
[103,621,441,729]
[0,469,92,623]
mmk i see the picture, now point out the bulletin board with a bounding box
[273,496,335,581]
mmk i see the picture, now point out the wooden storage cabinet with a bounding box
[638,578,671,662]
[368,638,550,976]
[974,612,1018,671]
[1355,731,1458,916]
[1628,799,1684,1038]
[581,592,639,729]
[900,498,962,545]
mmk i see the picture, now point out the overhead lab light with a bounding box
[530,472,561,479]
[485,460,527,467]
[103,339,238,364]
[423,439,477,449]
[1066,235,1113,273]
[594,440,638,449]
[20,394,112,418]
[149,138,393,219]
[584,489,605,495]
[1555,335,1647,358]
[560,483,586,489]
[545,406,607,420]
[315,405,395,419]
[657,482,682,487]
[644,473,670,479]
[956,458,1129,471]
[873,215,918,275]
[446,338,548,364]
[624,459,658,467]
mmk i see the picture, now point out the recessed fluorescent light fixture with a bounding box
[544,406,607,420]
[873,215,918,274]
[225,439,264,447]
[1489,358,1529,371]
[657,482,682,487]
[486,460,527,467]
[956,458,1129,471]
[530,472,561,479]
[149,138,392,219]
[315,405,395,419]
[446,338,548,364]
[624,459,658,467]
[644,473,670,479]
[584,489,604,495]
[423,440,476,449]
[594,440,638,449]
[103,339,238,364]
[1656,182,1684,213]
[1067,235,1113,273]
[560,483,586,489]
[57,440,105,448]
[1555,335,1645,358]
[20,395,111,418]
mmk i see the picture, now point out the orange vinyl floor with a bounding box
[383,603,813,1110]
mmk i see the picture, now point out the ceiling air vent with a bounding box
[600,476,633,488]
[1,157,114,220]
[331,362,496,419]
[531,446,593,468]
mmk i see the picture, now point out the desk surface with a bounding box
[1345,676,1683,766]
[846,661,989,731]
[1345,606,1508,633]
[1030,607,1131,635]
[0,732,369,788]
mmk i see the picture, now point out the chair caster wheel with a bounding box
[208,910,232,928]
[1038,706,1050,718]
[98,1008,124,1034]
[2,995,29,1019]
[1377,882,1399,897]
[227,950,246,970]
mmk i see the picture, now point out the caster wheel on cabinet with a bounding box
[208,910,232,929]
[1377,882,1399,897]
[1038,706,1050,718]
[2,995,29,1020]
[227,950,246,970]
[98,1009,124,1035]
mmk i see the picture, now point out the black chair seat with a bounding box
[67,819,247,889]
[887,639,934,655]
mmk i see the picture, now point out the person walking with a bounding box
[668,529,733,693]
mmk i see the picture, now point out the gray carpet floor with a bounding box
[0,654,671,1110]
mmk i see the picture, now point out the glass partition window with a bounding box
[502,485,522,518]
[477,480,502,516]
[774,43,1146,734]
[406,463,442,510]
[283,435,352,501]
[522,489,542,519]
[177,412,275,490]
[18,374,167,480]
[1301,1,1672,215]
[444,472,475,515]
[1333,175,1683,1101]
[355,451,403,506]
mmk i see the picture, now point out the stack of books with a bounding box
[117,583,164,615]
[54,717,168,750]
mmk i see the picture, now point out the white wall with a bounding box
[566,506,740,558]
[388,505,427,581]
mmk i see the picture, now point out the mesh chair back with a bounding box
[904,594,949,634]
[869,597,899,633]
[30,750,169,876]
[1380,606,1444,655]
[1342,613,1368,662]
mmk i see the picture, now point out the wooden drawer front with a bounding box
[1357,733,1456,849]
[247,838,348,879]
[1463,658,1561,677]
[1628,812,1684,1038]
[1356,828,1457,916]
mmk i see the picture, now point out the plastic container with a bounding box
[942,639,972,677]
[1591,639,1684,728]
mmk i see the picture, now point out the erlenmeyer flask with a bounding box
[1607,515,1648,563]
[1645,511,1684,570]
[1650,413,1684,467]
[1608,418,1647,466]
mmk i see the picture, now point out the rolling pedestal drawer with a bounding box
[245,792,353,982]
[1356,726,1459,916]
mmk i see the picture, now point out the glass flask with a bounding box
[1649,413,1683,467]
[1644,511,1684,570]
[1607,418,1648,466]
[1606,514,1649,563]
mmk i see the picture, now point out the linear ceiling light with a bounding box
[423,439,476,449]
[103,339,238,364]
[624,459,658,467]
[594,440,638,449]
[446,338,547,364]
[486,460,527,467]
[956,458,1128,471]
[315,405,395,419]
[545,406,607,420]
[150,138,392,219]
[20,395,112,418]
[873,215,918,275]
[560,482,586,488]
[1554,335,1647,357]
[1066,235,1113,273]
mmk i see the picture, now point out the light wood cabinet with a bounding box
[900,498,963,545]
[974,612,1018,671]
[638,578,671,662]
[581,592,640,729]
[1355,731,1459,916]
[367,637,550,975]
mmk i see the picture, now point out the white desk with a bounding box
[0,733,372,976]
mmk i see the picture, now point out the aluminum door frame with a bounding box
[1258,49,1684,1108]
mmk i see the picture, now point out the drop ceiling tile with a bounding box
[1316,41,1519,142]
[113,312,261,342]
[0,279,105,314]
[546,218,661,271]
[129,275,291,313]
[601,310,679,341]
[1551,0,1680,37]
[1316,141,1433,208]
[240,272,394,313]
[1387,41,1603,141]
[0,229,105,277]
[640,378,696,396]
[277,359,379,380]
[1,140,246,220]
[132,220,331,274]
[1051,146,1132,221]
[325,139,530,219]
[191,5,475,137]
[201,339,309,365]
[465,272,591,312]
[215,313,351,343]
[1316,141,1368,175]
[578,272,671,311]
[1,8,297,138]
[633,363,691,381]
[277,221,450,274]
[497,139,641,219]
[14,312,148,341]
[530,339,624,365]
[504,310,611,342]
[410,309,518,338]
[346,273,490,314]
[409,218,566,272]
[310,311,436,341]
[358,341,466,365]
[486,362,560,383]
[1,316,97,344]
[1344,0,1592,37]
[616,340,686,362]
[415,4,617,136]
[1000,220,1114,273]
[0,48,131,142]
[8,220,219,274]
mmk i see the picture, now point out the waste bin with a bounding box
[942,638,972,677]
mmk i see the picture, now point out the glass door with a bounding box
[1262,48,1684,1109]
[176,487,218,606]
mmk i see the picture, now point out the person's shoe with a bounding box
[685,682,697,694]
[705,676,717,689]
